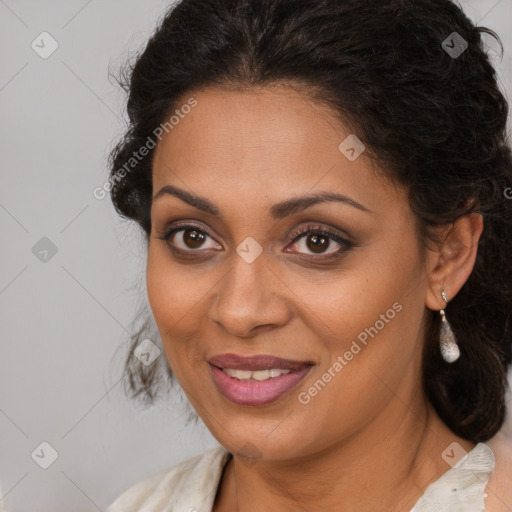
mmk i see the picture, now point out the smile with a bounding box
[208,353,313,406]
[222,368,292,380]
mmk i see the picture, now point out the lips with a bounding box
[208,353,314,406]
[208,353,312,372]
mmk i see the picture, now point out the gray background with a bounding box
[0,1,511,510]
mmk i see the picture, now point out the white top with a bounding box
[106,443,495,512]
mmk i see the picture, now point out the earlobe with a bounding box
[424,212,484,311]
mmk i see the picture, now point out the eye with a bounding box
[155,224,220,252]
[286,225,351,258]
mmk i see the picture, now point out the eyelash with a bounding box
[155,223,353,260]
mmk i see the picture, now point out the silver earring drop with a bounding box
[439,290,460,363]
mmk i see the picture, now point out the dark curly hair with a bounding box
[107,0,512,443]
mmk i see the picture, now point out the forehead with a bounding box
[151,86,403,218]
[154,86,343,169]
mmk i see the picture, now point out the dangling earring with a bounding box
[439,290,460,363]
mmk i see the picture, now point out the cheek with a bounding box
[146,247,177,324]
[146,247,192,362]
[278,251,407,354]
[146,244,204,325]
[145,244,216,370]
[294,240,422,396]
[324,260,424,412]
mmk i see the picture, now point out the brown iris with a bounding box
[183,229,206,249]
[306,234,329,253]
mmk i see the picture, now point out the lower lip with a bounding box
[209,364,312,406]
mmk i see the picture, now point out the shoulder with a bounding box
[483,432,512,512]
[106,446,231,512]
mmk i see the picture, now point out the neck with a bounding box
[214,392,475,512]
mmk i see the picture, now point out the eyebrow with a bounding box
[152,184,373,220]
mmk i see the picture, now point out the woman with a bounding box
[105,0,512,510]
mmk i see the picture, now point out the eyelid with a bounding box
[288,223,352,244]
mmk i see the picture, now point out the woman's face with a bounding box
[147,85,432,461]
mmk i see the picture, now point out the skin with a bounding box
[146,84,510,511]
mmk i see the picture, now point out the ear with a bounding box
[424,212,484,310]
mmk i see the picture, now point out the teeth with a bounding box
[222,368,292,381]
[225,369,252,380]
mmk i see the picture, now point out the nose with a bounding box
[211,252,292,338]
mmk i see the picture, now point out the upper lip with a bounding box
[208,353,313,372]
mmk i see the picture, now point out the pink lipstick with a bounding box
[208,353,313,406]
